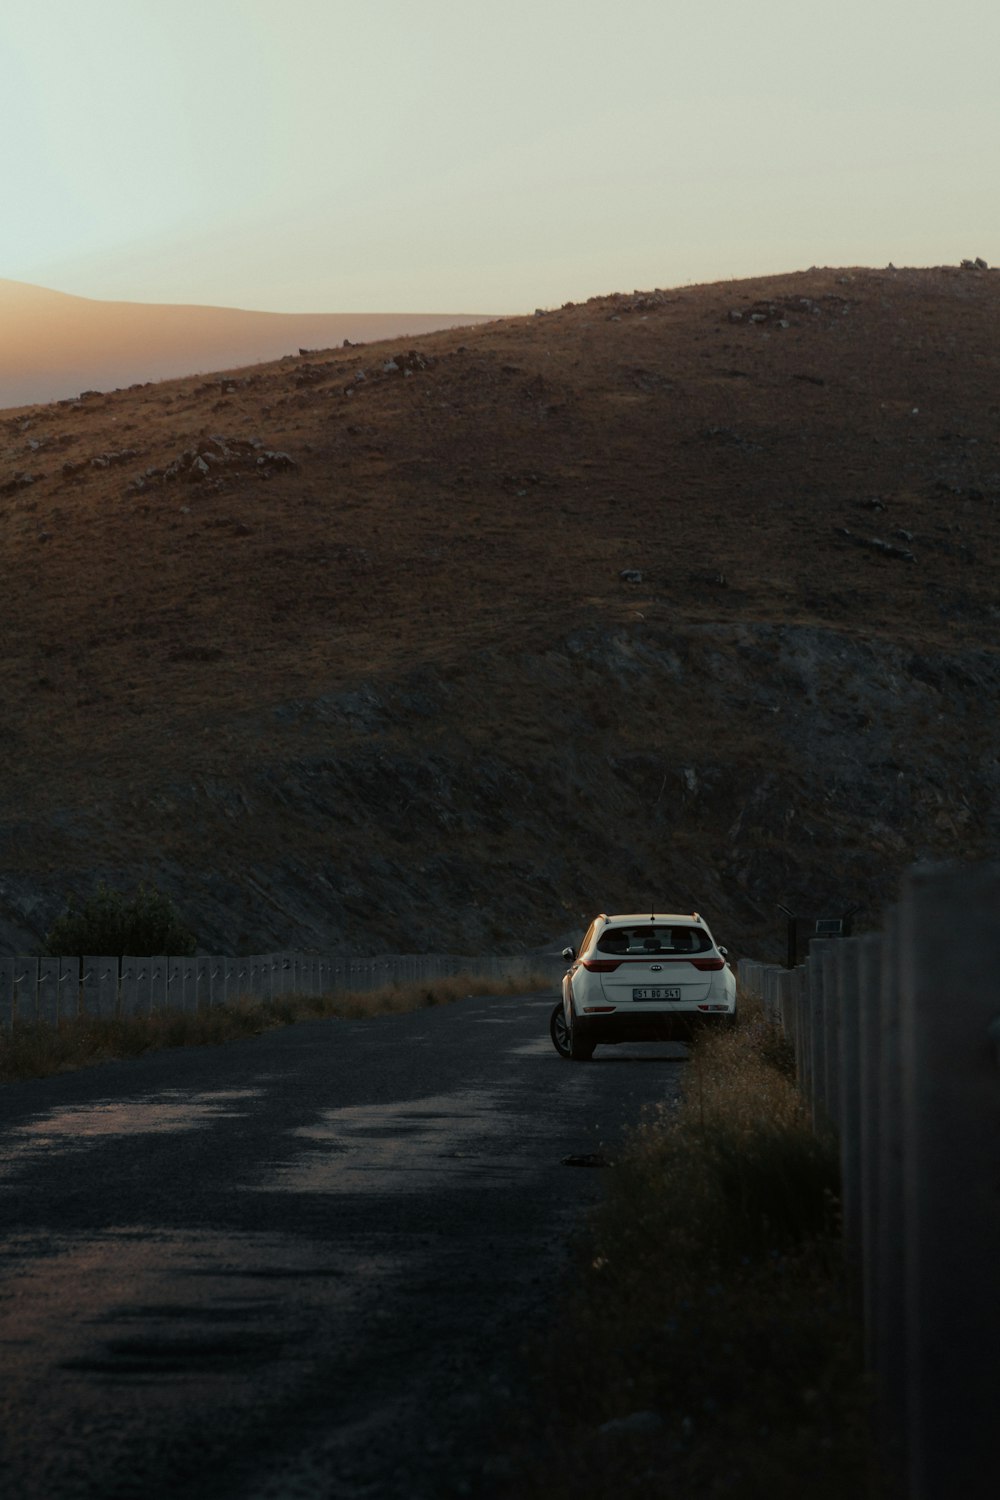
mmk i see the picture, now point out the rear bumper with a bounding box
[575,1009,734,1044]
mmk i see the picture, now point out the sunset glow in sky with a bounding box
[3,0,998,313]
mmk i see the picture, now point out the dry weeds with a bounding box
[494,1002,878,1499]
[0,971,548,1083]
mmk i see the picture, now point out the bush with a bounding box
[488,1004,870,1500]
[44,882,196,958]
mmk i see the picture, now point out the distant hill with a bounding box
[0,263,997,957]
[0,279,495,408]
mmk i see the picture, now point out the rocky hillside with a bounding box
[1,263,997,960]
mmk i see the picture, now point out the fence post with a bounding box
[57,956,80,1019]
[777,968,795,1042]
[82,956,118,1018]
[794,964,810,1097]
[12,958,38,1023]
[166,957,183,1013]
[208,960,224,1008]
[0,958,13,1029]
[37,958,61,1023]
[874,903,906,1480]
[178,958,198,1012]
[857,931,884,1365]
[196,957,211,1011]
[803,947,819,1123]
[820,944,842,1136]
[807,939,835,1130]
[119,958,142,1017]
[835,938,863,1273]
[899,861,1000,1500]
[148,956,167,1014]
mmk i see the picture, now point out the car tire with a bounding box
[550,1001,573,1059]
[569,1020,596,1061]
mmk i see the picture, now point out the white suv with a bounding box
[550,912,736,1060]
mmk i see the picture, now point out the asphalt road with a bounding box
[0,991,687,1499]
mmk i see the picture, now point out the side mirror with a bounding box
[561,946,576,962]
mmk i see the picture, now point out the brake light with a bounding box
[581,959,622,972]
[691,958,725,972]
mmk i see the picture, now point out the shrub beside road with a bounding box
[494,1000,875,1499]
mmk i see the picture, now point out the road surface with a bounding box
[0,990,686,1498]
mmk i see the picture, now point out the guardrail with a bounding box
[0,950,564,1027]
[737,860,1000,1500]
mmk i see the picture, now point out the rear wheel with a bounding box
[550,1001,573,1058]
[570,1025,596,1061]
[550,1002,595,1060]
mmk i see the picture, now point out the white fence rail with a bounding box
[737,860,1000,1500]
[0,950,561,1028]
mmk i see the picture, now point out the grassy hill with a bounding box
[1,263,997,957]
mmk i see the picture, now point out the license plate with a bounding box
[632,987,682,1001]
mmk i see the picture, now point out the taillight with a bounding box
[691,958,725,972]
[581,959,622,972]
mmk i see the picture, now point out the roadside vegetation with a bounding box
[495,999,877,1499]
[0,971,548,1084]
[43,882,197,959]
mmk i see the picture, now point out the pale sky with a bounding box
[2,0,997,314]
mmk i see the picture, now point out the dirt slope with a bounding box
[1,263,997,957]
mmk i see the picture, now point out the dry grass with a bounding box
[493,1002,879,1499]
[0,970,548,1083]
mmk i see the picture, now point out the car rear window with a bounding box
[596,925,713,955]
